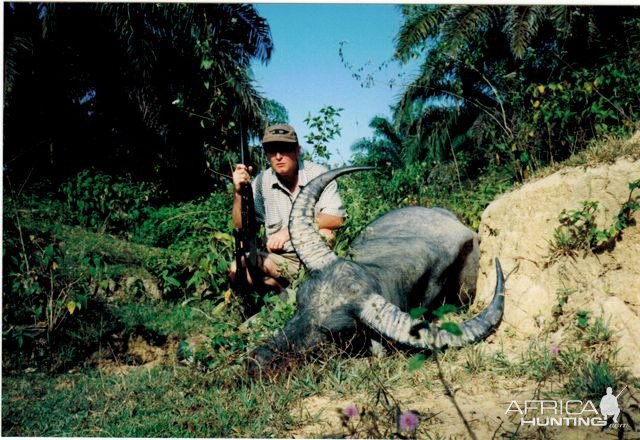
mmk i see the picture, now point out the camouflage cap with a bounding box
[262,124,298,144]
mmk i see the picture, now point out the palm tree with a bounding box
[395,5,639,63]
[4,3,273,195]
[351,116,404,168]
[391,5,640,174]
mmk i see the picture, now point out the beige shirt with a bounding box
[252,160,345,252]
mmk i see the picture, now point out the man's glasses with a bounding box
[264,143,297,154]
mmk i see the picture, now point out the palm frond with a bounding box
[441,5,497,51]
[369,116,403,150]
[394,5,449,63]
[4,35,33,97]
[503,6,546,59]
[230,4,273,64]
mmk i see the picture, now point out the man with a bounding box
[230,124,345,291]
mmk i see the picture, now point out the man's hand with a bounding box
[233,164,253,194]
[266,228,290,252]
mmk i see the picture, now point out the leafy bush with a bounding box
[513,57,640,177]
[134,191,235,299]
[334,160,513,252]
[303,105,343,161]
[2,199,108,370]
[567,360,621,400]
[549,179,640,260]
[62,169,161,235]
[3,170,241,371]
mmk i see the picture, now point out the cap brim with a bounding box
[262,137,298,144]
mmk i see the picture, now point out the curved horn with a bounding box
[359,258,505,349]
[289,166,374,272]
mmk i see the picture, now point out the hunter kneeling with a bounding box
[229,124,345,292]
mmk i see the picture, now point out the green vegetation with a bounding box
[350,5,639,222]
[516,311,628,401]
[303,105,345,161]
[3,4,639,438]
[4,3,273,194]
[548,179,640,261]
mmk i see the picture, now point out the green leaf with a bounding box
[75,293,88,309]
[66,301,77,315]
[164,276,180,287]
[576,310,590,329]
[432,304,458,319]
[408,353,426,372]
[440,322,462,336]
[410,307,428,319]
[595,230,610,242]
[201,58,214,70]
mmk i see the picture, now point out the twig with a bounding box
[206,168,232,181]
[412,85,512,138]
[17,168,34,197]
[434,351,478,440]
[6,176,31,273]
[445,53,512,138]
[191,307,216,322]
[207,144,229,154]
[491,418,504,440]
[446,130,465,196]
[182,109,217,123]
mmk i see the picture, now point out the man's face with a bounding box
[264,142,300,177]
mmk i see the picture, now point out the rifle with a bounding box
[232,119,261,314]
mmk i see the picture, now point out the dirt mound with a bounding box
[87,330,175,376]
[476,156,640,377]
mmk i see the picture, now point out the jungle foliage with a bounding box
[4,2,273,196]
[3,5,640,436]
[352,5,640,194]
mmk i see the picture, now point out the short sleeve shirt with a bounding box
[252,159,345,253]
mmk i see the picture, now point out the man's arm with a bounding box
[317,213,344,231]
[232,164,252,228]
[315,176,345,241]
[316,213,344,243]
[232,192,243,228]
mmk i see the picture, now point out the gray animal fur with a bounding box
[248,167,504,373]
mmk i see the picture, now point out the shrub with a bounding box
[2,200,100,370]
[514,57,640,176]
[549,179,640,261]
[61,169,161,235]
[134,191,235,299]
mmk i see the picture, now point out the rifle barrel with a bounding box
[615,386,627,399]
[239,118,245,165]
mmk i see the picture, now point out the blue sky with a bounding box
[251,4,417,165]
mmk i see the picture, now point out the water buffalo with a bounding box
[247,167,504,374]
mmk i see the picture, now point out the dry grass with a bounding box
[528,129,640,182]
